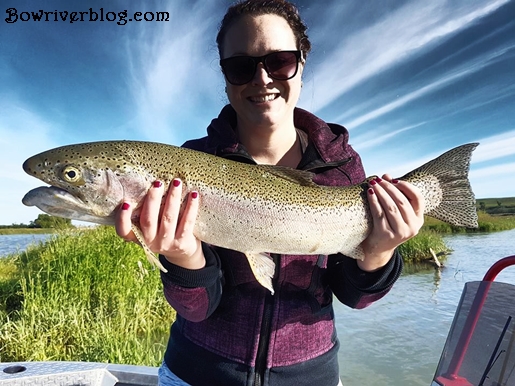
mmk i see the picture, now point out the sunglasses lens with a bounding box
[221,56,256,85]
[221,51,300,85]
[265,52,299,80]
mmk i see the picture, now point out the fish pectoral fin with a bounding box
[131,224,168,273]
[245,252,276,295]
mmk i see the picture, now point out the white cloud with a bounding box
[470,163,515,198]
[301,0,511,114]
[352,121,428,151]
[471,162,515,179]
[343,44,512,129]
[468,131,515,198]
[472,130,515,163]
[125,2,222,144]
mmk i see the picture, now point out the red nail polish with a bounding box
[375,177,382,183]
[191,191,198,199]
[173,179,181,187]
[368,188,375,195]
[153,180,162,188]
[370,179,377,186]
[392,179,399,184]
[122,202,130,210]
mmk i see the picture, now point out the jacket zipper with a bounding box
[254,254,279,386]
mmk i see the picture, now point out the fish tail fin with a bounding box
[400,143,479,228]
[131,224,168,273]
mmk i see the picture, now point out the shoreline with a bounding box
[0,228,57,236]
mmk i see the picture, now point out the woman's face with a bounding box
[221,14,303,131]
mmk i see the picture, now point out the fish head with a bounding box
[21,141,153,225]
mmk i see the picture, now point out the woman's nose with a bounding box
[251,63,273,85]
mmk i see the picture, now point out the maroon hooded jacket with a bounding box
[159,105,403,386]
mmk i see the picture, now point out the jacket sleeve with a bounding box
[327,250,403,309]
[159,243,223,322]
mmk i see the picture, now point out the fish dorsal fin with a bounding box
[245,252,276,294]
[258,165,317,187]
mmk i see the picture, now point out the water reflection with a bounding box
[403,262,444,306]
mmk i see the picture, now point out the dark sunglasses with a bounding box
[220,50,302,85]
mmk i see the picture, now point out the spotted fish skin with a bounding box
[22,141,479,293]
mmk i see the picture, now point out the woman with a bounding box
[116,1,424,385]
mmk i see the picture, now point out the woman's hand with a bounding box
[115,178,205,270]
[359,174,425,272]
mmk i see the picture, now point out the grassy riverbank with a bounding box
[397,230,450,263]
[0,227,174,365]
[424,212,515,233]
[398,212,515,263]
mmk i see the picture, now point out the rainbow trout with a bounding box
[22,141,478,293]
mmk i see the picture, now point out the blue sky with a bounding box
[1,0,514,226]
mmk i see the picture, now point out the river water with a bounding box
[336,228,515,386]
[1,230,515,385]
[0,233,52,257]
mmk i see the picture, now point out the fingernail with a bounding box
[122,202,130,210]
[368,188,375,195]
[392,179,399,184]
[172,179,181,187]
[153,180,162,188]
[191,191,198,199]
[374,177,382,183]
[370,179,377,186]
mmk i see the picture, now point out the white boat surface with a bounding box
[0,361,158,385]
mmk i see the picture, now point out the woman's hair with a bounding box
[216,0,311,59]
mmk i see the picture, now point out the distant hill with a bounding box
[476,197,515,216]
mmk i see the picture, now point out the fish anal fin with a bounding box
[131,224,168,273]
[245,252,276,294]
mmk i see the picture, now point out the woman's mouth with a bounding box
[248,94,279,103]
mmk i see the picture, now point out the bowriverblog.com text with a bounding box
[5,8,170,25]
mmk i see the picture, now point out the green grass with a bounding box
[400,212,515,264]
[476,196,515,214]
[424,212,515,233]
[0,226,174,365]
[398,230,451,264]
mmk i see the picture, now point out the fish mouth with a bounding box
[22,186,82,207]
[22,186,113,225]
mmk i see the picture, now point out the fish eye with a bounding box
[61,165,81,183]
